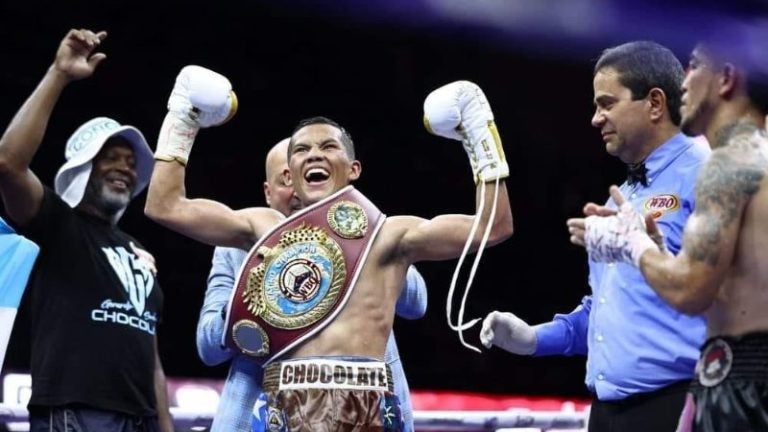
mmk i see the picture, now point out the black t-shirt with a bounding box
[18,187,163,416]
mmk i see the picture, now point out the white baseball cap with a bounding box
[54,117,154,212]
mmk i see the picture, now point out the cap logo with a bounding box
[65,118,121,160]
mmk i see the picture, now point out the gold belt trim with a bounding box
[263,358,393,393]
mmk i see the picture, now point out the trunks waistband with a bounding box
[694,332,768,386]
[263,358,393,393]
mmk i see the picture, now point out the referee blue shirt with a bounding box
[534,133,709,400]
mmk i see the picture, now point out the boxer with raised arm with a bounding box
[145,69,513,430]
[197,138,429,432]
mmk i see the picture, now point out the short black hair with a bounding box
[697,22,768,115]
[595,41,685,125]
[288,116,355,159]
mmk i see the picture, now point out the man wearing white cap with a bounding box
[0,29,172,432]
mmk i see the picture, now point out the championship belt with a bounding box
[222,186,385,365]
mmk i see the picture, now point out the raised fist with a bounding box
[53,29,108,81]
[155,66,238,165]
[168,65,238,128]
[423,81,508,183]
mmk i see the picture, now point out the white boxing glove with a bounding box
[584,202,658,267]
[168,65,238,128]
[423,81,508,184]
[479,311,537,355]
[155,65,238,165]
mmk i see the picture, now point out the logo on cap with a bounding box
[65,118,121,160]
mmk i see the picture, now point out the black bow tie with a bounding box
[627,163,648,186]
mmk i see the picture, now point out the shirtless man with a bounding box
[145,67,513,430]
[571,28,768,431]
[197,138,428,432]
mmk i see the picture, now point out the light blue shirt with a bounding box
[535,133,709,400]
[197,247,428,431]
[0,217,39,370]
[0,217,39,308]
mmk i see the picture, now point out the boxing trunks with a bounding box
[677,332,768,432]
[252,357,403,432]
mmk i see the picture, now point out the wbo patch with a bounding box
[696,338,733,387]
[244,223,347,329]
[643,193,680,219]
[235,224,347,357]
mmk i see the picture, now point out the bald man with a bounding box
[195,138,428,432]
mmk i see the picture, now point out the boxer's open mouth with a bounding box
[305,168,330,184]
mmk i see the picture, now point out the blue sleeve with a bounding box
[384,332,415,431]
[533,296,591,357]
[0,217,39,309]
[395,265,428,320]
[196,247,244,366]
[211,356,265,431]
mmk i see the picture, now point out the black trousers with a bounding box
[688,381,768,432]
[588,381,689,432]
[29,405,160,432]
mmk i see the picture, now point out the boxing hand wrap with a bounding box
[156,65,238,165]
[423,81,508,184]
[479,311,537,355]
[584,202,658,267]
[648,220,672,257]
[154,112,198,165]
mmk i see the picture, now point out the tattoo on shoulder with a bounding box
[713,120,764,149]
[688,123,768,266]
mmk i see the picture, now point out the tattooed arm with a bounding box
[638,130,766,314]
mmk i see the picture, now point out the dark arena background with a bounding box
[1,0,767,430]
